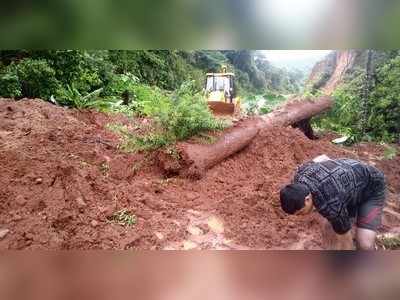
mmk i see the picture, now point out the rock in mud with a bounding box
[187,225,203,236]
[207,216,224,234]
[0,229,10,240]
[12,214,23,222]
[15,195,27,206]
[76,197,87,208]
[183,240,198,250]
[90,220,99,227]
[154,232,164,240]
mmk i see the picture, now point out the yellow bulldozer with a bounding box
[205,67,240,116]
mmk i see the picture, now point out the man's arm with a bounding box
[327,206,352,235]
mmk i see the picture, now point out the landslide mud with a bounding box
[160,97,332,178]
[1,99,399,250]
[159,119,260,178]
[208,101,235,115]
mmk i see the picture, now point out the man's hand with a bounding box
[313,154,331,163]
[336,231,355,250]
[322,218,355,250]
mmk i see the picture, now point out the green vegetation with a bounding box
[108,209,137,227]
[99,162,110,176]
[383,145,398,160]
[105,81,226,151]
[1,50,398,146]
[376,233,400,250]
[0,50,305,102]
[0,51,233,151]
[313,52,400,143]
[0,50,304,150]
[243,91,287,116]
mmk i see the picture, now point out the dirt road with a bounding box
[1,99,399,249]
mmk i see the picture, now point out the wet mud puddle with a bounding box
[163,210,251,250]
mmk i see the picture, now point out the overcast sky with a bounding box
[262,50,331,62]
[260,50,332,72]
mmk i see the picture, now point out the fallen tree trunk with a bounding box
[257,96,333,128]
[158,96,333,178]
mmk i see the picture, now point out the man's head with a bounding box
[280,183,313,215]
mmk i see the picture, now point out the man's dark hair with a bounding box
[280,183,310,214]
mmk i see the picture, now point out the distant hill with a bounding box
[306,50,400,94]
[258,51,332,75]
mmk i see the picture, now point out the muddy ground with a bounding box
[0,99,399,250]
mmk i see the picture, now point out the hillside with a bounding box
[306,50,368,94]
[307,50,400,143]
[1,50,399,250]
[0,50,304,101]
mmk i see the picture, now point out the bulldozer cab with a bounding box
[205,67,240,116]
[205,73,236,103]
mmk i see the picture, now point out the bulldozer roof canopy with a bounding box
[206,73,235,77]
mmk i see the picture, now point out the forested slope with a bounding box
[308,50,400,143]
[0,50,304,101]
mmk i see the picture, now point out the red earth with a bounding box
[0,99,399,249]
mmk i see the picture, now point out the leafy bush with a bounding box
[0,58,61,99]
[55,84,115,110]
[0,66,21,98]
[102,72,139,97]
[314,55,400,143]
[313,73,364,141]
[107,81,226,151]
[131,83,172,117]
[367,56,400,142]
[160,83,225,141]
[31,50,108,94]
[15,58,61,99]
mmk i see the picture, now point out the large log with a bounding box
[158,96,333,178]
[258,96,332,128]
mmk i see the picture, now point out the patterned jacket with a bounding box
[294,158,384,234]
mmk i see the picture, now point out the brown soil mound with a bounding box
[1,99,399,249]
[178,126,355,249]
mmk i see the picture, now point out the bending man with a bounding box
[280,155,386,250]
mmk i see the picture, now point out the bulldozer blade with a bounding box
[208,101,235,115]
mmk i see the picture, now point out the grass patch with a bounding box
[376,233,400,250]
[99,162,110,175]
[191,132,218,144]
[382,145,398,160]
[164,145,181,160]
[106,122,169,152]
[108,209,137,227]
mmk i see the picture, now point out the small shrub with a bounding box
[55,84,117,110]
[99,162,110,175]
[15,58,61,99]
[376,233,400,250]
[259,106,272,114]
[102,72,139,97]
[160,92,226,141]
[106,81,226,152]
[383,145,397,160]
[108,209,137,227]
[106,123,171,152]
[0,66,21,98]
[0,59,61,99]
[124,133,172,152]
